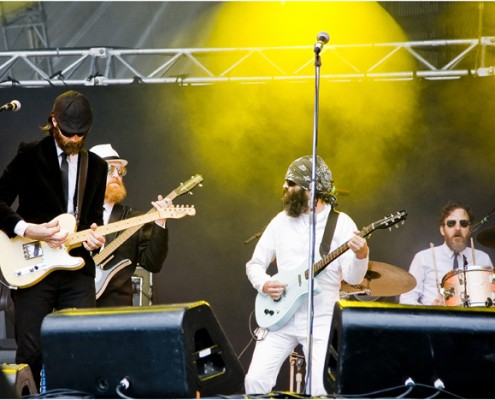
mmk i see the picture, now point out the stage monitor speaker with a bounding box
[324,300,495,399]
[41,301,244,398]
[0,369,17,399]
[0,364,37,398]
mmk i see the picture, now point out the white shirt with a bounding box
[246,204,369,321]
[399,242,493,305]
[103,203,113,225]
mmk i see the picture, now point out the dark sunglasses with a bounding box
[108,165,127,177]
[445,219,470,228]
[58,126,87,138]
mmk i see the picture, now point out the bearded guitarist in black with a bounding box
[0,91,107,388]
[90,144,170,307]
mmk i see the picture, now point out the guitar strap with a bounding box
[74,149,88,226]
[319,207,339,258]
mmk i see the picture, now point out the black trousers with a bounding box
[10,270,95,388]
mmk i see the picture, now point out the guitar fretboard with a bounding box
[66,206,194,247]
[304,225,373,280]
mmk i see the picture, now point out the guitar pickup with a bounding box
[14,263,48,276]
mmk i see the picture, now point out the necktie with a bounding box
[61,153,69,208]
[453,252,459,270]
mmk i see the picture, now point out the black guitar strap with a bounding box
[74,149,88,226]
[319,208,340,258]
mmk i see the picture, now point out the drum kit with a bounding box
[340,225,495,307]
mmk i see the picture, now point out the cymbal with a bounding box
[477,226,495,248]
[340,261,416,297]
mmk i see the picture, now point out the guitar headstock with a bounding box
[373,210,407,231]
[166,205,196,218]
[171,174,203,198]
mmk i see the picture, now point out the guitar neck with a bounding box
[93,190,178,264]
[67,210,163,247]
[307,225,373,279]
[92,208,153,264]
[311,242,350,278]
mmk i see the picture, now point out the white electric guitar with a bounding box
[94,174,203,299]
[0,205,196,289]
[254,210,407,331]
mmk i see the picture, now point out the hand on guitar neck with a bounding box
[151,195,174,226]
[347,230,369,260]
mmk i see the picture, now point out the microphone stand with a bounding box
[462,255,470,307]
[305,36,325,396]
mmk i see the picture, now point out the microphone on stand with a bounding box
[0,100,21,112]
[314,32,330,54]
[471,207,495,233]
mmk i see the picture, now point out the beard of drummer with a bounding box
[440,208,472,254]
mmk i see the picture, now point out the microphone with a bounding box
[0,100,21,112]
[314,32,330,54]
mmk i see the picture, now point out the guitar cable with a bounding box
[237,310,267,361]
[115,377,133,399]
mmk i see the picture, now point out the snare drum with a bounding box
[441,266,494,307]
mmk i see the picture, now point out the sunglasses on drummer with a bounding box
[445,219,470,228]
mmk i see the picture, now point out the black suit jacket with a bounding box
[0,135,107,277]
[96,203,169,306]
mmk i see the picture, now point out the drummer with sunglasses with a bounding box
[400,201,493,306]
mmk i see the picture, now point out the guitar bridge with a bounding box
[22,241,43,260]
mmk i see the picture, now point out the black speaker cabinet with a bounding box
[0,364,37,398]
[41,301,244,398]
[0,369,17,399]
[325,300,495,398]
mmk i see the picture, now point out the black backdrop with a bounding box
[0,77,494,391]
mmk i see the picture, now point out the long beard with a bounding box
[105,181,127,204]
[53,129,86,155]
[282,187,309,217]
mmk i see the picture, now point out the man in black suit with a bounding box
[0,90,107,388]
[89,144,170,307]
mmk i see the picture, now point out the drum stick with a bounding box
[470,237,476,265]
[430,242,444,304]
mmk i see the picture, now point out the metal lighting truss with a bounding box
[0,36,494,87]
